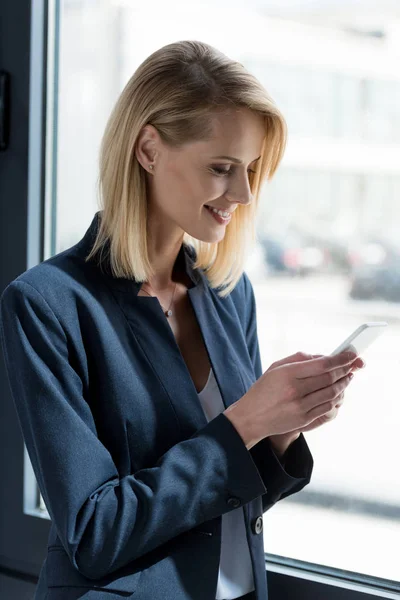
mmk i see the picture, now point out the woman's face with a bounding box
[137,107,265,244]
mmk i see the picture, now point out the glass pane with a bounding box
[45,0,400,585]
[255,168,400,582]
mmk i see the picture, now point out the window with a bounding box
[255,167,400,583]
[35,0,400,596]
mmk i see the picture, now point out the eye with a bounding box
[211,166,257,176]
[211,167,231,176]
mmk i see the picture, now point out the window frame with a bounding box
[0,0,50,584]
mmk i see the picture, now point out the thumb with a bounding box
[269,352,324,370]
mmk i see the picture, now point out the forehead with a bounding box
[184,107,265,160]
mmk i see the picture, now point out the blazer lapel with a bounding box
[74,211,248,439]
[187,284,248,410]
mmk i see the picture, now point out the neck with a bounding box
[146,248,188,292]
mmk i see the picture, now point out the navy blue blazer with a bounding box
[0,211,313,600]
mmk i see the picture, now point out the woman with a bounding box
[0,40,364,600]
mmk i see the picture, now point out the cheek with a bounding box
[157,164,227,211]
[168,164,201,196]
[195,174,227,202]
[175,173,223,208]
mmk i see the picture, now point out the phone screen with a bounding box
[330,322,388,356]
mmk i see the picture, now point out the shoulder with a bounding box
[0,243,91,315]
[213,271,255,332]
[229,271,254,306]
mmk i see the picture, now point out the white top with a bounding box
[197,369,255,600]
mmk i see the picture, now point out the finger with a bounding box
[351,357,366,371]
[297,362,355,397]
[323,406,339,421]
[304,372,353,417]
[301,393,345,433]
[270,351,319,369]
[292,351,358,380]
[305,398,341,424]
[335,391,345,408]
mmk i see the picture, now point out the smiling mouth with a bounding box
[204,205,232,223]
[204,205,233,214]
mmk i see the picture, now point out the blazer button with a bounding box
[227,497,241,508]
[252,516,263,535]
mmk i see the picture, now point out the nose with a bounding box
[225,172,253,207]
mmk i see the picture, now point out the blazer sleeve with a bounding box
[0,279,269,580]
[242,272,314,513]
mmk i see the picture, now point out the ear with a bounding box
[135,124,159,171]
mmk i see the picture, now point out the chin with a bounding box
[186,228,224,244]
[200,231,225,244]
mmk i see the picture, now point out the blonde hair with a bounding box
[86,40,287,297]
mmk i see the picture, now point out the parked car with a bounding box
[348,238,400,302]
[259,232,329,277]
[316,235,353,274]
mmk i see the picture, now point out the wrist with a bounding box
[223,403,259,450]
[269,432,300,458]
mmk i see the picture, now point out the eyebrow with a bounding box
[211,155,261,164]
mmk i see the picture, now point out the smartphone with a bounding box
[330,322,388,357]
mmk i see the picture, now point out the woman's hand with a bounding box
[267,352,365,456]
[224,349,364,450]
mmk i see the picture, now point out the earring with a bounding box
[149,164,154,170]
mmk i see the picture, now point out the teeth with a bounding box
[207,206,230,218]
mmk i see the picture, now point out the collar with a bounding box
[74,211,203,294]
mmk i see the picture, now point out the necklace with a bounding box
[140,281,178,318]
